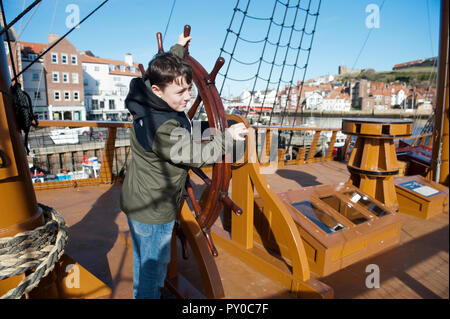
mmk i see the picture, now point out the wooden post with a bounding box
[306,131,321,163]
[325,131,337,161]
[430,0,449,186]
[231,165,254,249]
[99,127,117,183]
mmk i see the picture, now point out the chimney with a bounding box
[48,34,59,43]
[125,53,133,66]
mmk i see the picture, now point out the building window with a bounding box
[51,53,58,63]
[109,64,115,71]
[71,55,77,65]
[119,65,125,72]
[52,72,59,83]
[72,73,79,84]
[34,91,41,99]
[92,99,99,110]
[109,100,115,110]
[94,66,100,72]
[61,54,68,64]
[32,72,39,81]
[54,91,60,101]
[28,53,38,60]
[64,91,70,101]
[73,91,80,101]
[100,100,104,109]
[130,66,135,73]
[63,73,69,83]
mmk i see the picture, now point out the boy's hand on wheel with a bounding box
[228,123,249,141]
[177,33,192,47]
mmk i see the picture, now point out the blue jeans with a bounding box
[127,217,175,299]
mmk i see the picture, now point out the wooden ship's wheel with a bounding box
[139,26,243,257]
[180,26,241,257]
[138,25,245,298]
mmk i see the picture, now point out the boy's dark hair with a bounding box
[146,52,192,90]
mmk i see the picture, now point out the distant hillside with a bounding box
[338,64,437,88]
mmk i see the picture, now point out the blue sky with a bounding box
[4,0,441,96]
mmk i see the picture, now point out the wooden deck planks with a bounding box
[35,160,449,299]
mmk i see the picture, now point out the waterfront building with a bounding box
[81,52,141,121]
[18,35,86,121]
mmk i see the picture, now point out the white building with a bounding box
[391,87,407,108]
[82,53,141,120]
[20,50,48,118]
[259,89,277,107]
[305,91,324,110]
[322,93,351,111]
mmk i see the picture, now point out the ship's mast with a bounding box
[0,34,44,295]
[430,0,449,186]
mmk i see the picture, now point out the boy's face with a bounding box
[152,76,192,112]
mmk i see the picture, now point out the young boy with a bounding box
[120,34,248,299]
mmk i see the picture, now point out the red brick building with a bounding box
[43,34,85,120]
[18,35,85,120]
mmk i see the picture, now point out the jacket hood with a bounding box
[125,77,173,119]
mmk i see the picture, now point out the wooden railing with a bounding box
[252,125,341,167]
[396,133,433,148]
[30,120,430,190]
[31,120,131,189]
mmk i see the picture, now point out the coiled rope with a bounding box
[11,83,39,154]
[0,204,68,299]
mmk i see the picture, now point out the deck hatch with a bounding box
[291,201,346,234]
[342,191,390,217]
[320,195,369,225]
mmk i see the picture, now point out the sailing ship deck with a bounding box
[35,161,449,299]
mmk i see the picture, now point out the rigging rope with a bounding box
[266,0,304,126]
[1,1,39,153]
[163,0,177,42]
[11,83,39,154]
[286,0,321,149]
[217,0,321,140]
[32,0,58,109]
[12,0,110,83]
[0,0,41,36]
[351,0,387,70]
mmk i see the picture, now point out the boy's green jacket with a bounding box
[120,45,227,224]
